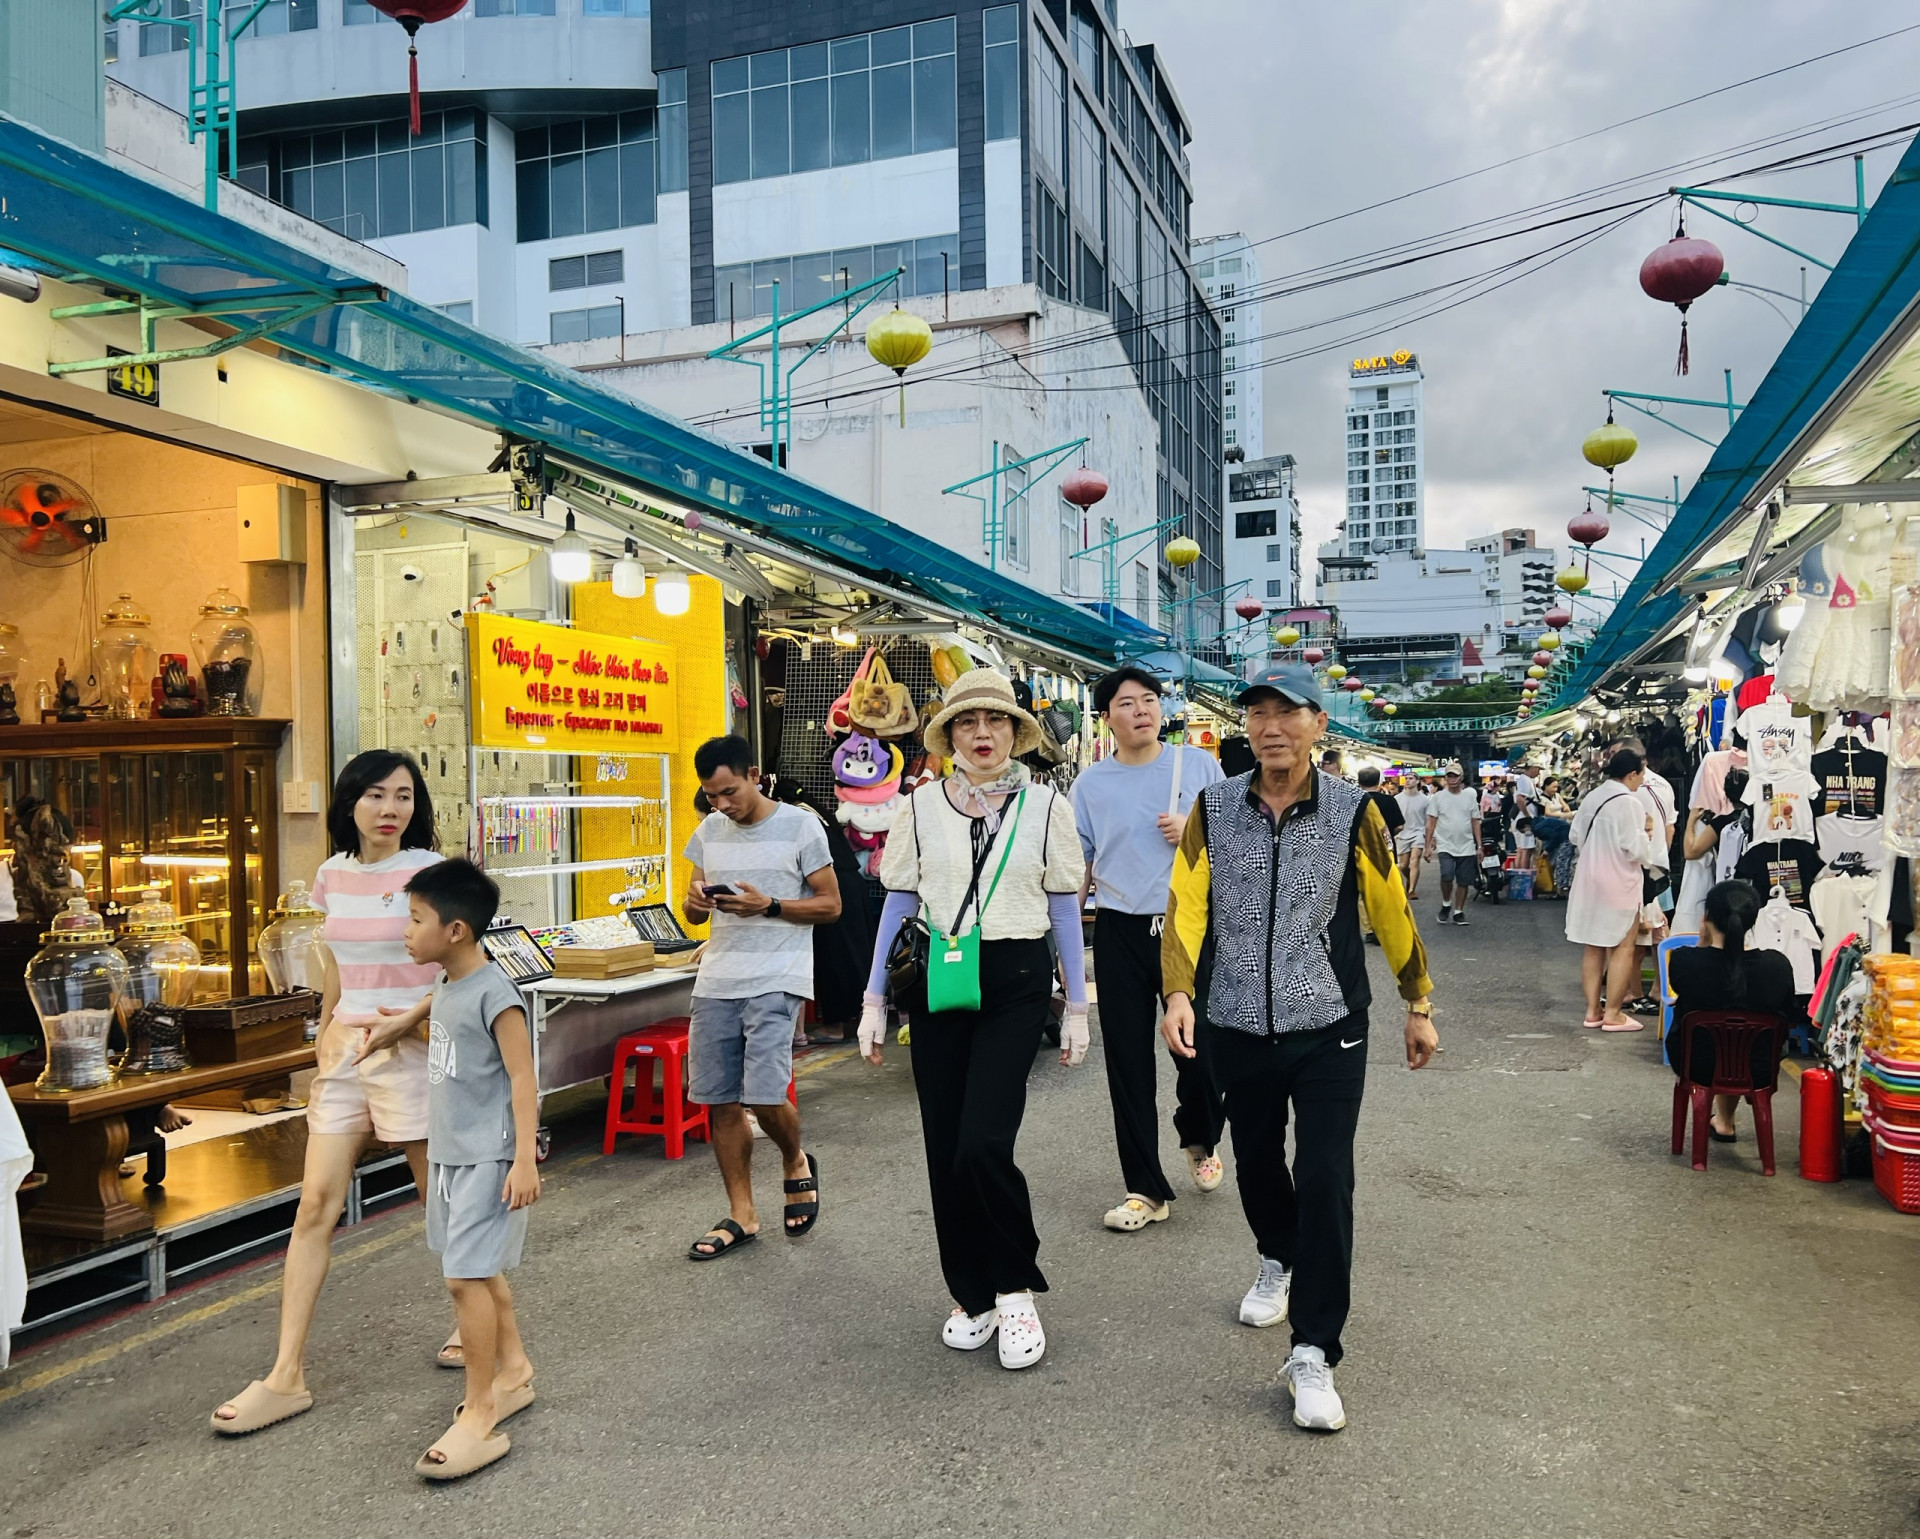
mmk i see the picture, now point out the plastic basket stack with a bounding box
[1860,955,1920,1214]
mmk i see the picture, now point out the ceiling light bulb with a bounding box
[550,510,592,584]
[653,568,691,616]
[1683,664,1710,684]
[610,537,646,599]
[1775,591,1806,632]
[831,623,858,646]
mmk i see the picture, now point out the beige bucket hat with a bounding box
[922,667,1043,759]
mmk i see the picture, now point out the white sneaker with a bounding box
[1238,1257,1290,1327]
[1102,1193,1171,1231]
[1185,1147,1225,1192]
[941,1305,998,1351]
[994,1291,1046,1369]
[1283,1344,1346,1431]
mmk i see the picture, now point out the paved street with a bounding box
[3,899,1918,1538]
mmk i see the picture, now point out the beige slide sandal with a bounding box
[435,1331,464,1369]
[415,1421,511,1481]
[455,1380,536,1424]
[210,1379,313,1436]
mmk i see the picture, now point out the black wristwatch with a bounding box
[765,897,783,920]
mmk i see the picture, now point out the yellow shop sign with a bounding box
[465,612,679,754]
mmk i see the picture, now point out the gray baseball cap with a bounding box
[1235,663,1326,711]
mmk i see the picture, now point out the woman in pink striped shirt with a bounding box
[212,751,449,1436]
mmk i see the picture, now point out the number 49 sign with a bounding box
[106,347,159,407]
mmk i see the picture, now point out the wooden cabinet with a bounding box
[0,719,289,1004]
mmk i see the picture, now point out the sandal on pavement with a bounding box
[783,1153,821,1237]
[688,1217,757,1260]
[436,1331,464,1370]
[456,1381,536,1424]
[415,1421,511,1481]
[1185,1148,1225,1192]
[210,1379,312,1436]
[1103,1194,1171,1232]
[1582,1017,1605,1030]
[1599,1018,1644,1033]
[1709,1124,1737,1143]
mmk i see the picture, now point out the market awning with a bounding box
[1543,129,1920,713]
[0,113,1143,665]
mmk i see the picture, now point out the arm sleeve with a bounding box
[877,793,920,891]
[1043,789,1087,893]
[1047,891,1087,1007]
[865,888,920,998]
[1161,793,1211,999]
[1355,800,1433,1003]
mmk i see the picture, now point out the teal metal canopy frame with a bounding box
[942,439,1087,573]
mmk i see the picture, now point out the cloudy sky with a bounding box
[1126,0,1920,604]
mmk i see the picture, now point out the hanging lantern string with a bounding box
[402,20,423,136]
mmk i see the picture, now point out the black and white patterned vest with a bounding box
[1201,769,1367,1036]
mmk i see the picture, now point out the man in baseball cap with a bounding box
[1235,662,1326,712]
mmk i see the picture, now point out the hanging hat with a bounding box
[923,667,1043,759]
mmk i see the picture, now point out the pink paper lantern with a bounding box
[1234,597,1264,620]
[1302,647,1326,666]
[1060,467,1109,509]
[1567,511,1610,548]
[1543,606,1572,630]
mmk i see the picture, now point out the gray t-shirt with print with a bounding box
[682,802,832,1001]
[427,961,527,1166]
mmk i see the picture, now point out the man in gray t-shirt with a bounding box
[681,736,841,1262]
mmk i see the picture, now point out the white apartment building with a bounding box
[1343,349,1422,556]
[1223,454,1299,672]
[1193,232,1261,459]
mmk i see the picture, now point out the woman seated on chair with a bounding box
[1666,880,1795,1143]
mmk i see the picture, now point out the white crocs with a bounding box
[1185,1147,1225,1192]
[941,1305,998,1351]
[994,1291,1046,1370]
[1102,1194,1171,1232]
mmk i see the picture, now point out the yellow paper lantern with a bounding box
[1166,536,1202,568]
[1325,663,1348,681]
[1358,687,1376,702]
[1275,625,1301,647]
[1538,631,1562,651]
[1581,420,1639,471]
[1383,703,1397,716]
[1555,566,1589,594]
[1527,664,1547,679]
[866,308,934,425]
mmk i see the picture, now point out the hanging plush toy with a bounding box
[832,732,905,877]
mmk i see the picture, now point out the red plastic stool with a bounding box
[604,1019,709,1159]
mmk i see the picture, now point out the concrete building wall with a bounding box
[0,0,105,152]
[710,150,960,267]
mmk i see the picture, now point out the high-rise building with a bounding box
[1224,454,1299,674]
[1342,348,1423,557]
[1193,232,1261,459]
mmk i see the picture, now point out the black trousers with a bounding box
[908,937,1052,1316]
[1093,909,1226,1204]
[1210,1015,1368,1366]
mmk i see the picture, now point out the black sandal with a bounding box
[783,1153,821,1237]
[688,1217,757,1261]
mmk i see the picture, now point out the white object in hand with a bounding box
[857,997,888,1058]
[1060,1004,1090,1066]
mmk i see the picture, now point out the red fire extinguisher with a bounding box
[1800,1065,1843,1182]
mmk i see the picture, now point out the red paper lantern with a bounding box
[1060,467,1109,509]
[1532,650,1553,668]
[1543,606,1572,630]
[1567,511,1610,548]
[1638,229,1724,375]
[366,1,469,135]
[1302,646,1326,666]
[1341,677,1364,692]
[1234,597,1263,620]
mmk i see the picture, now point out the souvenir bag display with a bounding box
[924,791,1025,1014]
[833,731,907,876]
[848,650,917,737]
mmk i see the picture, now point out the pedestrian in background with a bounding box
[1424,763,1482,926]
[682,736,841,1260]
[1566,748,1659,1032]
[1161,664,1437,1433]
[1070,665,1226,1233]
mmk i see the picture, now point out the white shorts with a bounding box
[1394,831,1423,856]
[306,1019,430,1143]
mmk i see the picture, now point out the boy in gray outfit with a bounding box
[402,858,540,1481]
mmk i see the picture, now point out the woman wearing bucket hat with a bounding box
[858,667,1088,1370]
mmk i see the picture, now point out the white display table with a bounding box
[521,969,698,1107]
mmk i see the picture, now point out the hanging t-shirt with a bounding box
[1810,743,1889,819]
[1815,813,1886,873]
[1744,769,1820,842]
[1737,698,1813,779]
[1750,893,1823,993]
[1734,838,1824,910]
[1716,820,1748,885]
[1735,674,1777,712]
[1810,871,1878,962]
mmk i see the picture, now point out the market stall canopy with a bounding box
[0,115,1141,666]
[1126,650,1243,689]
[1543,129,1920,715]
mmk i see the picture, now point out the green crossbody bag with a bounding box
[924,790,1027,1014]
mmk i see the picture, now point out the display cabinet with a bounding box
[0,719,288,1000]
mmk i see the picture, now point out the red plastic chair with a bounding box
[1669,1010,1788,1175]
[602,1016,798,1159]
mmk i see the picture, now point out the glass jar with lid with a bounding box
[25,896,130,1093]
[113,887,200,1074]
[258,879,327,1042]
[190,587,262,716]
[91,592,158,721]
[0,620,20,724]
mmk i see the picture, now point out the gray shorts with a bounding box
[1437,852,1476,889]
[426,1161,529,1280]
[689,991,802,1106]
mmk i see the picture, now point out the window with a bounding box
[1347,432,1366,447]
[1266,543,1284,562]
[655,70,687,194]
[1223,378,1235,397]
[1224,430,1236,446]
[1059,496,1080,594]
[1107,150,1137,309]
[1265,580,1284,598]
[1003,450,1029,569]
[1069,92,1103,235]
[515,113,656,242]
[1069,1,1100,89]
[228,0,317,36]
[549,249,624,290]
[583,0,649,13]
[983,6,1019,140]
[271,110,487,240]
[1347,469,1368,485]
[1135,561,1148,620]
[713,234,959,320]
[550,304,623,344]
[1030,32,1066,180]
[713,19,955,186]
[1393,446,1416,463]
[1347,451,1365,467]
[141,0,191,55]
[1375,386,1389,403]
[475,0,555,15]
[343,0,394,20]
[1392,409,1415,425]
[1034,182,1068,299]
[1373,448,1389,464]
[1346,414,1367,432]
[1234,509,1275,538]
[434,301,473,323]
[1224,405,1236,421]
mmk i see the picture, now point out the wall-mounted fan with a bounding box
[0,468,106,567]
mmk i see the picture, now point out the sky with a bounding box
[1125,0,1920,608]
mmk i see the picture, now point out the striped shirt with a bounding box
[683,803,831,1001]
[310,848,445,1024]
